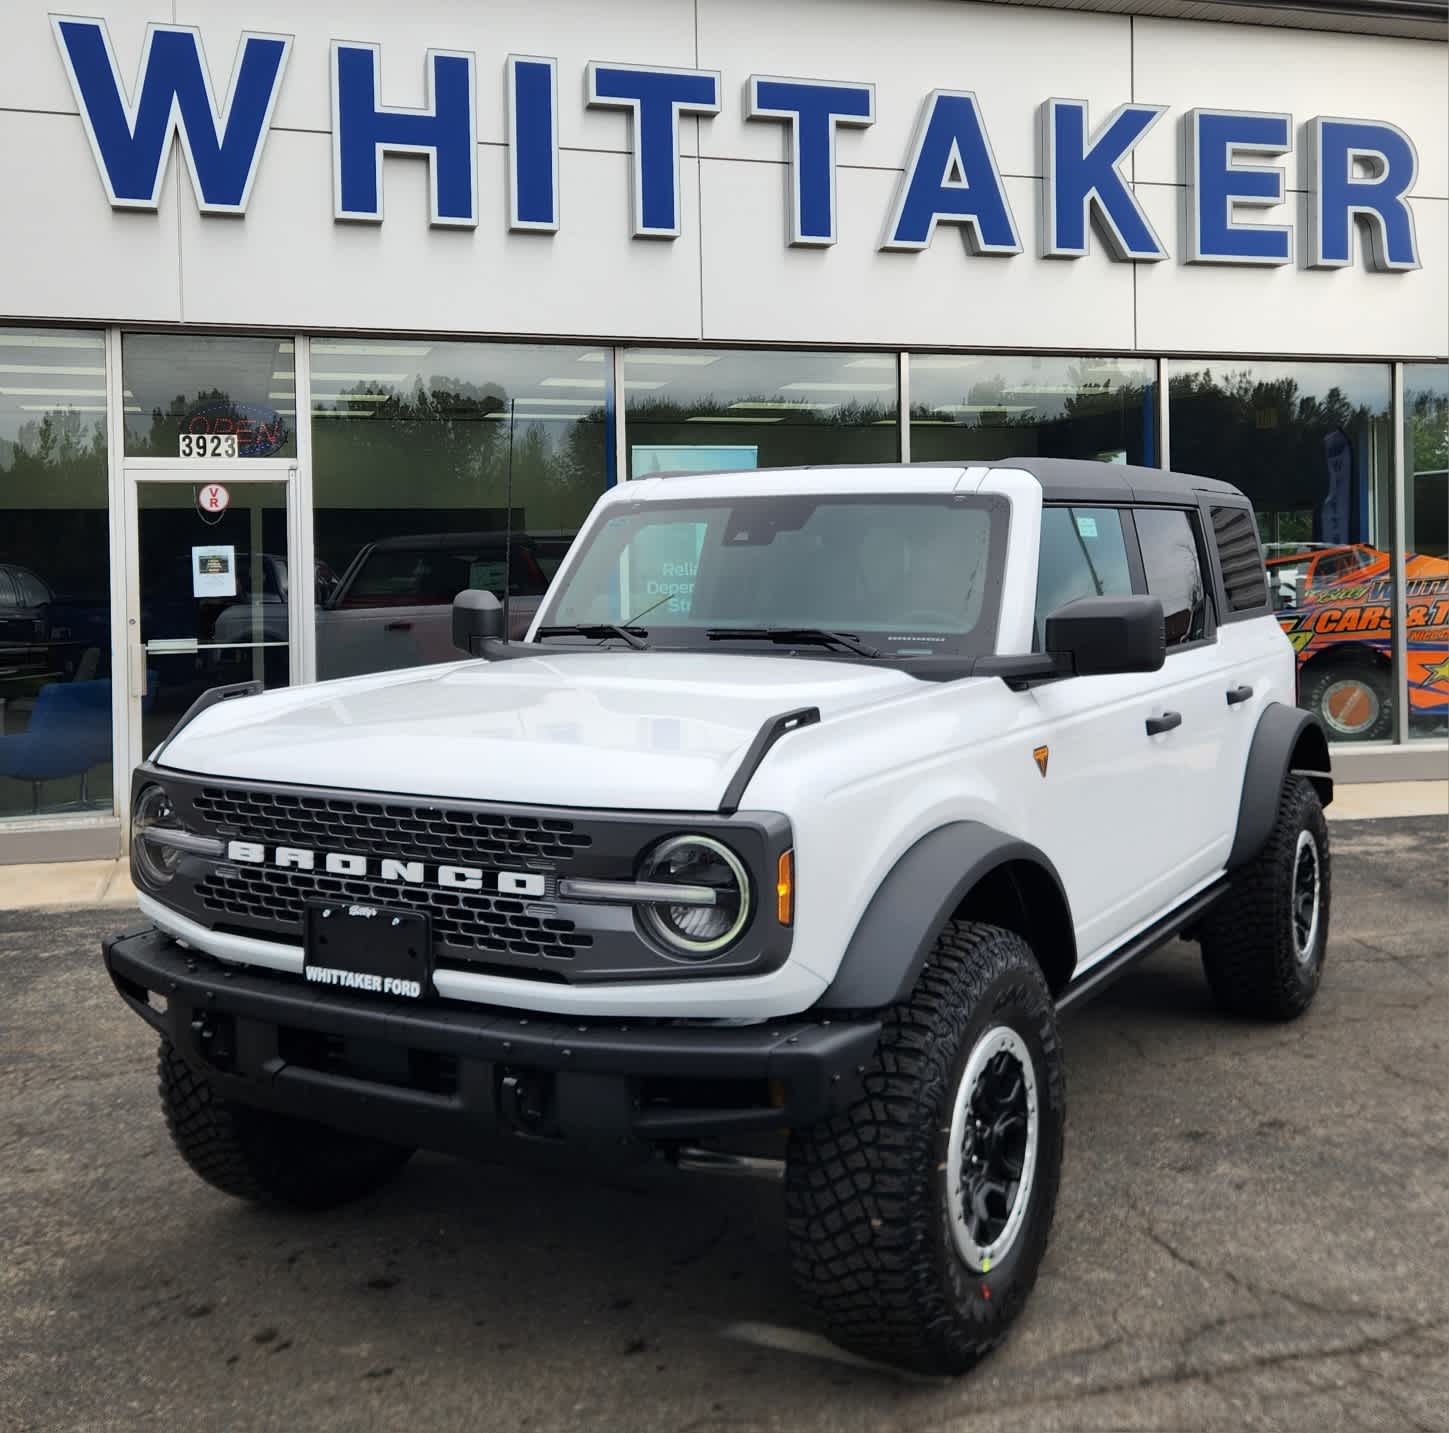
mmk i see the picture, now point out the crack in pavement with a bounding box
[910,1317,1447,1428]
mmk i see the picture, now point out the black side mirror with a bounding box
[452,589,505,656]
[1046,595,1166,676]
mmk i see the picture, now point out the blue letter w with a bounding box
[52,17,290,213]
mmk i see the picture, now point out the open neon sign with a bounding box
[183,402,288,458]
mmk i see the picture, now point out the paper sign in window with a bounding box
[192,545,236,598]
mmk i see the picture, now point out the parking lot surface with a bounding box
[1,816,1445,1433]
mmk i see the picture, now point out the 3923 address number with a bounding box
[179,433,239,459]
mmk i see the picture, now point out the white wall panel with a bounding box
[698,0,1132,177]
[175,0,702,153]
[0,3,159,115]
[0,110,182,323]
[1134,185,1447,357]
[1132,19,1449,201]
[0,0,1442,358]
[699,162,1136,349]
[176,131,703,338]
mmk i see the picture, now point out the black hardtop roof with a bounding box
[993,456,1245,505]
[641,457,1247,507]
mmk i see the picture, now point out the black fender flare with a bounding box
[815,822,1074,1011]
[1227,702,1333,869]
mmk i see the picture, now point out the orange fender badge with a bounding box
[1033,746,1050,777]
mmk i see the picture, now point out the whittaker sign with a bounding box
[50,15,1424,272]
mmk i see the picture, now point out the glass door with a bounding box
[125,472,296,767]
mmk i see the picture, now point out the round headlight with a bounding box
[638,835,751,957]
[133,784,181,888]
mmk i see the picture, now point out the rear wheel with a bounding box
[1301,657,1392,741]
[1199,776,1330,1020]
[784,922,1065,1375]
[158,1041,414,1210]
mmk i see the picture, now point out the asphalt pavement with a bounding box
[1,816,1445,1433]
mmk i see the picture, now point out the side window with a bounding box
[1209,504,1269,614]
[1135,508,1211,647]
[1032,506,1134,650]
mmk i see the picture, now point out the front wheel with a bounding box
[784,922,1065,1376]
[158,1041,414,1210]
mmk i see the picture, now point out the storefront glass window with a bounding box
[123,333,297,458]
[909,355,1157,466]
[0,327,113,821]
[1403,363,1449,741]
[311,339,610,679]
[622,349,898,476]
[1169,360,1397,743]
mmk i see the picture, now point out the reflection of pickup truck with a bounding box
[1266,543,1449,739]
[214,535,552,680]
[0,563,55,681]
[317,534,550,679]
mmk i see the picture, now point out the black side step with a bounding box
[1055,878,1230,1014]
[718,707,820,816]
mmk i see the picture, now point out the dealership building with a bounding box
[0,0,1445,862]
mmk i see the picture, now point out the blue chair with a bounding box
[0,676,154,813]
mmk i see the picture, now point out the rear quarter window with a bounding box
[1210,505,1269,615]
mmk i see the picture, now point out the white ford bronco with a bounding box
[105,458,1333,1375]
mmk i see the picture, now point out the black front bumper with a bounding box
[104,927,880,1163]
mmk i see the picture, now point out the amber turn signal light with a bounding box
[777,850,794,925]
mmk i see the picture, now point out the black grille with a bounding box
[196,864,591,963]
[191,786,592,867]
[189,784,595,969]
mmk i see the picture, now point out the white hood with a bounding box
[157,652,920,811]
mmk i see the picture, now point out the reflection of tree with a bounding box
[312,377,607,574]
[0,409,110,608]
[5,409,107,479]
[1169,369,1372,523]
[912,365,1152,462]
[627,396,893,429]
[1406,382,1448,476]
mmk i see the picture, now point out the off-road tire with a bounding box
[1199,775,1330,1020]
[158,1041,414,1210]
[1301,656,1392,742]
[784,922,1065,1376]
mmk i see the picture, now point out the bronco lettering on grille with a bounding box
[224,840,546,897]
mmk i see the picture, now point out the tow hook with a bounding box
[500,1069,553,1134]
[190,1011,235,1070]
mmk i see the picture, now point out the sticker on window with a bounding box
[1075,515,1099,539]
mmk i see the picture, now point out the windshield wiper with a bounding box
[705,627,881,657]
[535,623,649,650]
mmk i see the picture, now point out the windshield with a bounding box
[539,492,1008,658]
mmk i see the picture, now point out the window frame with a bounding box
[1126,502,1220,653]
[1032,503,1145,649]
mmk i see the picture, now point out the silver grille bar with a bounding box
[558,878,716,907]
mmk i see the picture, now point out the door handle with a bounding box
[1226,684,1254,706]
[384,621,413,633]
[1145,711,1182,736]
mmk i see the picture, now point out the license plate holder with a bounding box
[303,901,432,1001]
